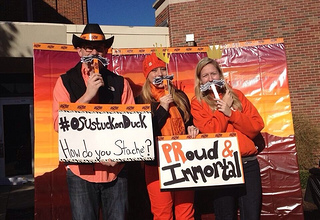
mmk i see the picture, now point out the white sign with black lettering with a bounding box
[158,133,244,190]
[58,103,154,163]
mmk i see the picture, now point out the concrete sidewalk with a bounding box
[0,177,34,220]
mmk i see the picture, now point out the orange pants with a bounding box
[145,164,194,220]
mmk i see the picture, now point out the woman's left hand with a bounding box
[187,125,199,138]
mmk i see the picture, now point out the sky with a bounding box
[87,0,156,26]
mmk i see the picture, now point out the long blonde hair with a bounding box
[194,57,242,111]
[140,80,191,122]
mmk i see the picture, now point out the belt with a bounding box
[241,155,257,163]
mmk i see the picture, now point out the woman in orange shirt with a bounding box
[191,57,264,220]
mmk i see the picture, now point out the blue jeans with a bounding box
[213,159,262,220]
[66,167,128,220]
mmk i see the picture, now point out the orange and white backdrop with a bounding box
[33,38,303,219]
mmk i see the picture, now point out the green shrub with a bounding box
[292,114,320,189]
[299,170,310,189]
[292,114,320,170]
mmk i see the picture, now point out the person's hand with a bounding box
[101,159,117,167]
[159,94,174,111]
[222,89,234,108]
[215,99,232,117]
[82,72,104,102]
[187,125,199,138]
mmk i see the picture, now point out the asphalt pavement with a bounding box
[0,179,319,220]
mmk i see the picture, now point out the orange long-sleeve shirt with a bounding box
[52,64,135,183]
[191,89,264,157]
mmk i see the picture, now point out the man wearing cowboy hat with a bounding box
[52,23,134,220]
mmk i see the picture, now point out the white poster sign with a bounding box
[58,103,154,162]
[158,133,244,190]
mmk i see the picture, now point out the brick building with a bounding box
[154,0,320,159]
[0,0,88,24]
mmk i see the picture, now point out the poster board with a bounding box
[58,103,154,162]
[158,133,244,190]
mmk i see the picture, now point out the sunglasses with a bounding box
[82,45,106,53]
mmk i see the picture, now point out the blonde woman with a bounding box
[135,53,199,220]
[191,57,264,220]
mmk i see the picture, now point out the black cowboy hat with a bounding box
[72,23,114,48]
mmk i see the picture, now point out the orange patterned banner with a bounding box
[33,39,302,219]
